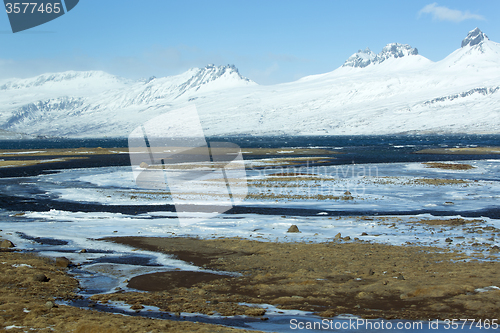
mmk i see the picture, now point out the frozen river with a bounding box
[1,136,499,331]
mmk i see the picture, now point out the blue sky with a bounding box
[0,0,497,84]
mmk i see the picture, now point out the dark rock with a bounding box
[367,268,375,276]
[244,308,266,316]
[327,274,354,283]
[33,274,50,282]
[44,301,56,309]
[361,232,368,236]
[0,240,15,248]
[334,233,342,239]
[445,238,453,243]
[397,274,405,280]
[130,303,144,310]
[287,225,300,233]
[55,257,71,268]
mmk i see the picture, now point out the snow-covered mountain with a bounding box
[1,28,499,137]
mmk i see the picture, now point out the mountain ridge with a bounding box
[342,43,420,68]
[0,28,499,138]
[0,70,126,91]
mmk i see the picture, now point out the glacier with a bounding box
[0,28,499,138]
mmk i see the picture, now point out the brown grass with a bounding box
[240,148,340,155]
[130,147,340,156]
[142,162,242,170]
[411,178,469,185]
[411,218,484,226]
[74,324,120,333]
[0,160,42,167]
[415,147,500,155]
[0,157,88,168]
[105,236,500,321]
[269,172,316,177]
[0,147,128,157]
[254,156,336,166]
[423,162,475,170]
[0,251,256,333]
[249,176,328,183]
[248,192,351,201]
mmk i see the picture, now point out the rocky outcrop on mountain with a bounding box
[343,43,418,68]
[461,27,488,48]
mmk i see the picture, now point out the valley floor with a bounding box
[1,145,500,331]
[0,250,255,333]
[103,236,500,321]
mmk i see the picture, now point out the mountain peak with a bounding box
[342,43,418,68]
[461,28,489,48]
[169,64,255,98]
[379,43,418,59]
[195,64,252,83]
[342,48,377,68]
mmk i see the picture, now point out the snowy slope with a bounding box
[0,28,499,137]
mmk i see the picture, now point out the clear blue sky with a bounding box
[0,0,497,84]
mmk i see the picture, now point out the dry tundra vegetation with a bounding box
[4,220,500,332]
[416,147,500,155]
[1,147,499,331]
[0,249,256,333]
[98,236,500,322]
[423,162,475,170]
